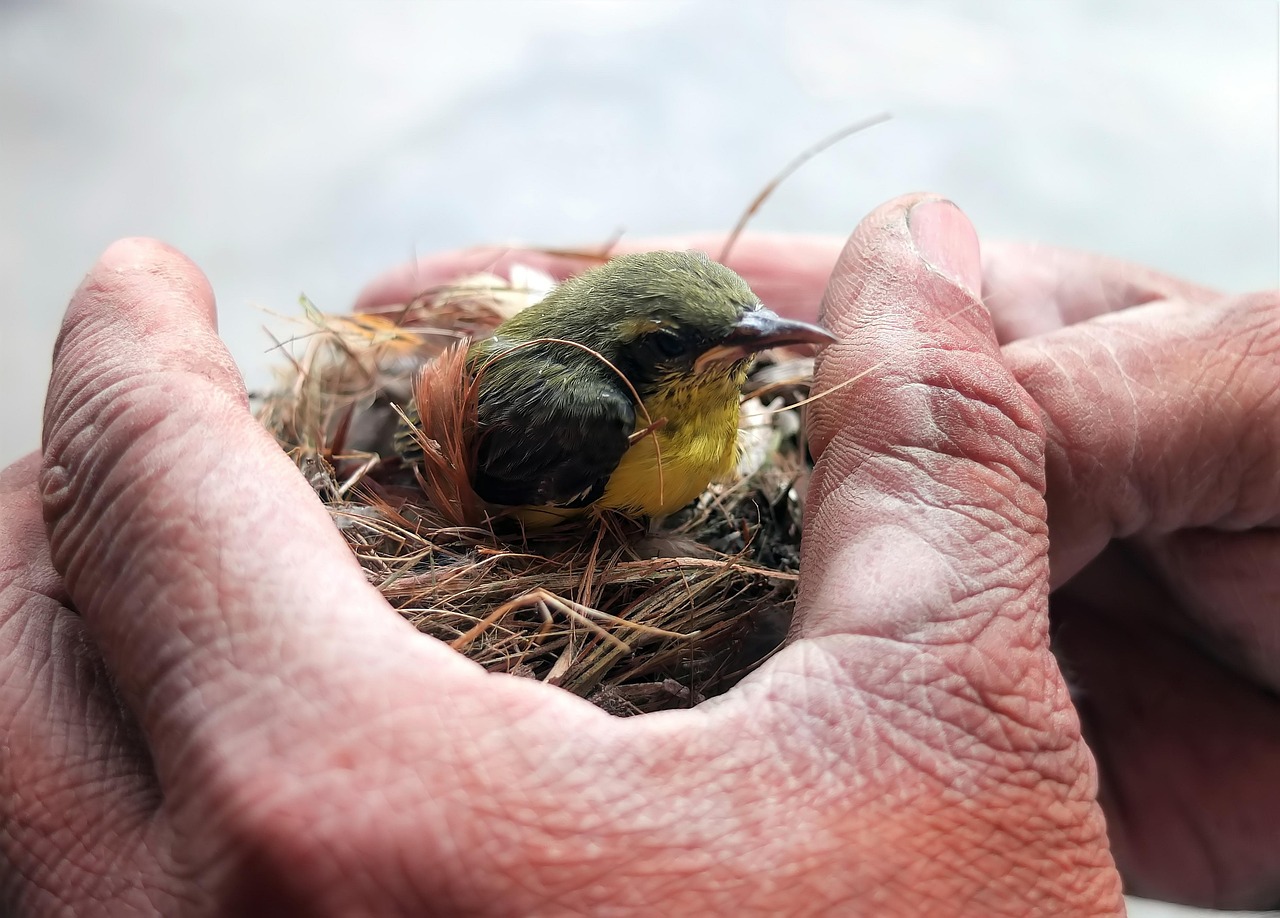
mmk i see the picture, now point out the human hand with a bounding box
[1,194,1216,915]
[361,197,1280,909]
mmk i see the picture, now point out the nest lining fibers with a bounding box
[256,265,818,715]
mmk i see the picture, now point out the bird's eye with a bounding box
[652,330,687,359]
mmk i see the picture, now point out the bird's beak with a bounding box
[694,306,837,372]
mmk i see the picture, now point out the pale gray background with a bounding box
[1,2,1278,911]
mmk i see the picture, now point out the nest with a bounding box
[256,266,817,715]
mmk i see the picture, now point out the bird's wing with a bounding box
[471,358,636,508]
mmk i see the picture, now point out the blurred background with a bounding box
[2,1,1277,469]
[1,2,1278,913]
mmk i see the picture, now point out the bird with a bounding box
[445,250,836,522]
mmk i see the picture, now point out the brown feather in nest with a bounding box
[400,342,486,530]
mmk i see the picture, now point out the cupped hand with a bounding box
[360,206,1280,909]
[2,193,1235,915]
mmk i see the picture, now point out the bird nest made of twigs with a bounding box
[255,263,818,715]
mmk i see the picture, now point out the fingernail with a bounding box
[907,199,981,296]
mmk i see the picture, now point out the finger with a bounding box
[354,234,845,320]
[353,234,847,322]
[0,454,170,911]
[39,239,480,797]
[982,242,1223,342]
[357,235,1224,343]
[1001,290,1280,586]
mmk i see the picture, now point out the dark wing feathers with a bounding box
[471,358,635,508]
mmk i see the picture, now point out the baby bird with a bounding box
[461,251,835,520]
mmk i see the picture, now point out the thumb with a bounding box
[798,195,1050,658]
[753,195,1119,910]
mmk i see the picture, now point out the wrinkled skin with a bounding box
[0,193,1275,915]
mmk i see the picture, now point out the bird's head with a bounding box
[494,251,836,398]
